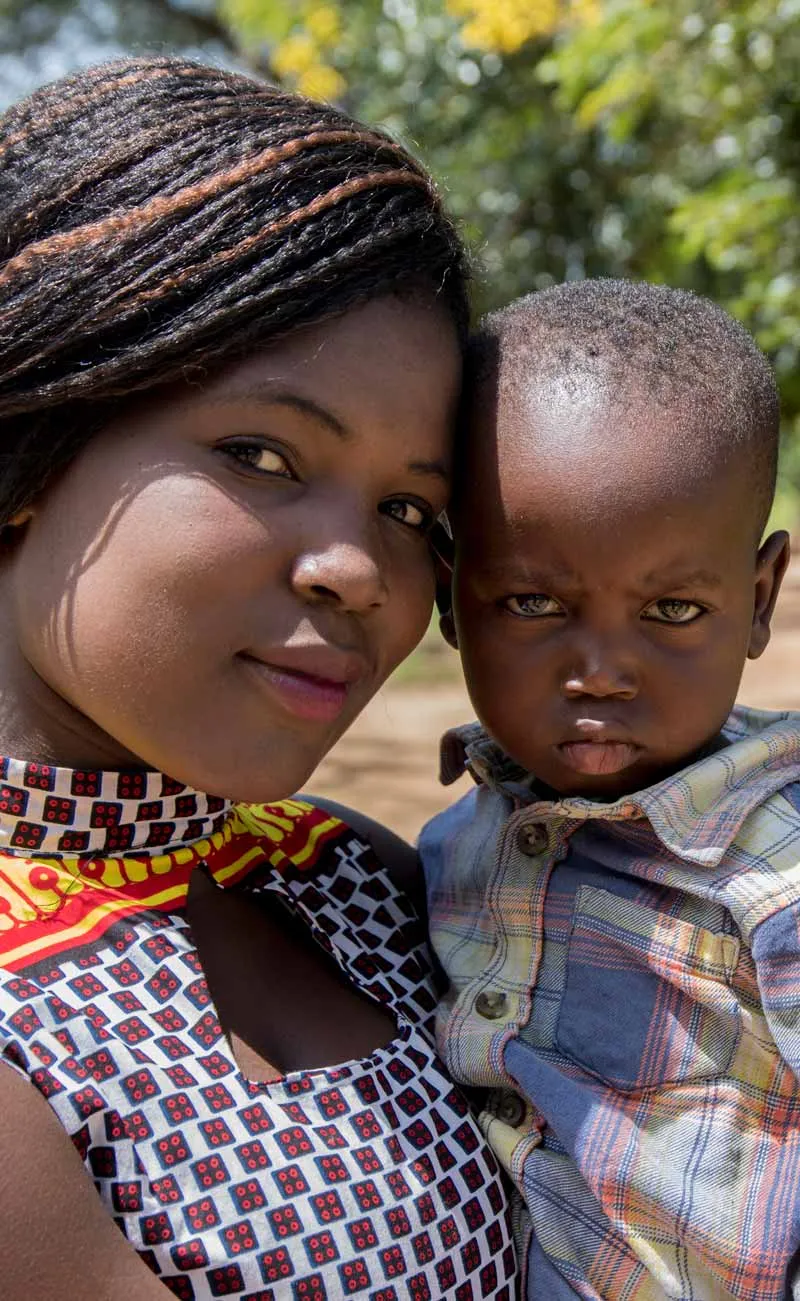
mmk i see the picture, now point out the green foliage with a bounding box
[547,0,800,502]
[217,0,800,511]
[2,0,799,511]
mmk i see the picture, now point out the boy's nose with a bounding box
[561,641,638,700]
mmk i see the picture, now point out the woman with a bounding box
[0,58,516,1299]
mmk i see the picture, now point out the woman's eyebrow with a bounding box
[408,458,450,481]
[204,387,350,439]
[256,391,351,439]
[209,388,450,480]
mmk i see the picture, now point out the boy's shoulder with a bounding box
[420,706,800,929]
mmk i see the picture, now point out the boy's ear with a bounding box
[748,530,790,659]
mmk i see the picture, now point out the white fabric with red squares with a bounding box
[0,818,517,1300]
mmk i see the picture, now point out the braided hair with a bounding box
[0,56,469,523]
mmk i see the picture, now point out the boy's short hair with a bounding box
[468,279,780,537]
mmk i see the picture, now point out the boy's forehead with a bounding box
[467,371,709,500]
[457,369,759,561]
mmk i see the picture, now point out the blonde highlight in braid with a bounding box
[0,131,427,287]
[0,55,468,521]
[95,169,433,316]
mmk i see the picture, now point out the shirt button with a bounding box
[475,990,508,1020]
[496,1091,526,1127]
[516,822,549,855]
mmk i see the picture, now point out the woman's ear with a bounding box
[1,507,35,548]
[7,508,33,528]
[434,559,458,650]
[748,529,790,659]
[430,519,458,650]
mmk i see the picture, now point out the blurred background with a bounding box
[2,0,799,836]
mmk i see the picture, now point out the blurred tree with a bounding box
[546,0,800,481]
[220,0,800,506]
[1,0,799,503]
[0,0,237,107]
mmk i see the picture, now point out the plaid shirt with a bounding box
[420,706,800,1301]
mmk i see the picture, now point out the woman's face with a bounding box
[0,296,461,801]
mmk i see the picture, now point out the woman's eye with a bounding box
[642,597,705,624]
[381,499,433,532]
[504,593,564,618]
[219,440,294,478]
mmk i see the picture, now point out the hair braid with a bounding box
[0,56,468,521]
[0,131,422,286]
[3,196,449,408]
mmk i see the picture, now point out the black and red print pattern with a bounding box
[0,757,228,856]
[0,796,516,1299]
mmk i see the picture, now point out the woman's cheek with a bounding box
[387,549,437,668]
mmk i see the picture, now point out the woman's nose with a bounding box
[562,636,639,700]
[291,538,389,614]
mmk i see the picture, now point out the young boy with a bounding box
[420,279,800,1300]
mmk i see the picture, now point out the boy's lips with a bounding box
[556,740,642,777]
[556,721,642,777]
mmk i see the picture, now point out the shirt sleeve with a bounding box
[750,902,800,1085]
[418,786,482,904]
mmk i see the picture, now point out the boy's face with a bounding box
[447,375,789,799]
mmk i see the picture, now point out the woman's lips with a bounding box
[238,649,365,723]
[557,740,641,776]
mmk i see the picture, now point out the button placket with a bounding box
[464,813,562,1057]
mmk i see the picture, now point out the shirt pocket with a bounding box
[555,885,741,1092]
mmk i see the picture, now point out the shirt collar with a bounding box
[0,756,231,857]
[441,706,800,866]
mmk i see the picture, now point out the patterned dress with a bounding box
[0,760,516,1300]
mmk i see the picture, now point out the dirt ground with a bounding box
[306,563,800,843]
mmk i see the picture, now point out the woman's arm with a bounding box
[301,796,426,920]
[0,1062,171,1300]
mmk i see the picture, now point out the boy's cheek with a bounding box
[460,631,542,714]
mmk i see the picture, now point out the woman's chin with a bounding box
[166,747,331,807]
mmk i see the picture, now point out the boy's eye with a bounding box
[504,593,564,618]
[380,499,434,533]
[642,597,705,624]
[219,439,294,478]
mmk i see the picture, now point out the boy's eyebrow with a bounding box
[641,566,724,589]
[467,558,576,584]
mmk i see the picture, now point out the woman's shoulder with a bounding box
[256,796,424,914]
[226,795,425,919]
[225,797,435,1019]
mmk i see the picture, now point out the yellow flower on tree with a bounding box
[271,31,318,78]
[269,2,346,103]
[304,3,341,45]
[446,0,600,53]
